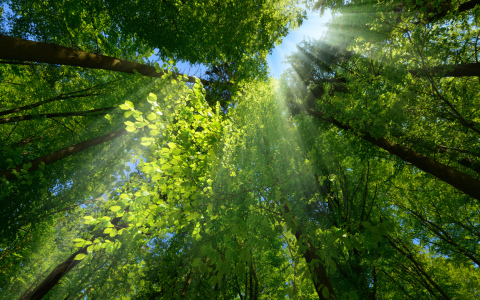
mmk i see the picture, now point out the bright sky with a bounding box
[174,9,332,80]
[266,9,332,79]
[155,8,333,81]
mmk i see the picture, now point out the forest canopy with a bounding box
[0,0,480,299]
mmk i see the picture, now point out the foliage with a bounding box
[2,0,304,76]
[1,0,480,299]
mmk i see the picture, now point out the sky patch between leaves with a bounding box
[267,8,332,78]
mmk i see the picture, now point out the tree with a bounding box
[283,9,480,199]
[281,1,480,298]
[0,35,205,85]
[0,0,304,283]
[0,127,129,182]
[5,72,480,300]
[3,0,304,77]
[3,0,480,299]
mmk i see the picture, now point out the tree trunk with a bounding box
[422,0,480,23]
[398,203,480,266]
[0,35,210,86]
[0,92,103,117]
[308,110,480,201]
[387,238,451,300]
[20,245,88,300]
[0,128,128,182]
[282,203,336,300]
[20,214,127,300]
[0,107,114,124]
[410,63,480,78]
[249,262,253,300]
[294,228,336,300]
[458,0,480,12]
[180,271,193,298]
[381,269,415,299]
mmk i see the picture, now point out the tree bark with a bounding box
[308,110,480,201]
[410,62,480,78]
[20,245,89,300]
[458,0,480,12]
[0,128,128,182]
[0,35,210,86]
[0,107,114,124]
[282,203,336,300]
[180,271,193,298]
[398,203,480,266]
[249,262,253,300]
[294,228,336,300]
[0,92,102,117]
[19,214,127,300]
[387,238,451,300]
[423,0,480,23]
[406,0,480,25]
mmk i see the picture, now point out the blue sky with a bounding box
[1,2,330,80]
[266,9,332,78]
[172,9,332,80]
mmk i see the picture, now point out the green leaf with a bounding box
[192,258,202,267]
[110,205,121,212]
[74,253,87,261]
[147,93,157,102]
[147,113,157,121]
[322,286,329,299]
[141,138,152,146]
[124,101,134,109]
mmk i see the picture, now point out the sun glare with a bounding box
[267,8,332,79]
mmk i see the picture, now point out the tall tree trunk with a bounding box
[308,110,480,201]
[253,261,259,300]
[387,237,451,300]
[0,107,114,124]
[249,262,253,300]
[245,264,248,300]
[282,203,336,300]
[458,0,480,13]
[0,35,210,86]
[180,271,193,298]
[410,62,480,78]
[381,269,415,299]
[0,92,103,117]
[15,198,103,231]
[294,228,336,300]
[0,127,128,182]
[19,214,127,300]
[396,202,480,265]
[419,0,480,24]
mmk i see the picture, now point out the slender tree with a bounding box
[0,127,128,182]
[0,107,115,125]
[0,35,207,85]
